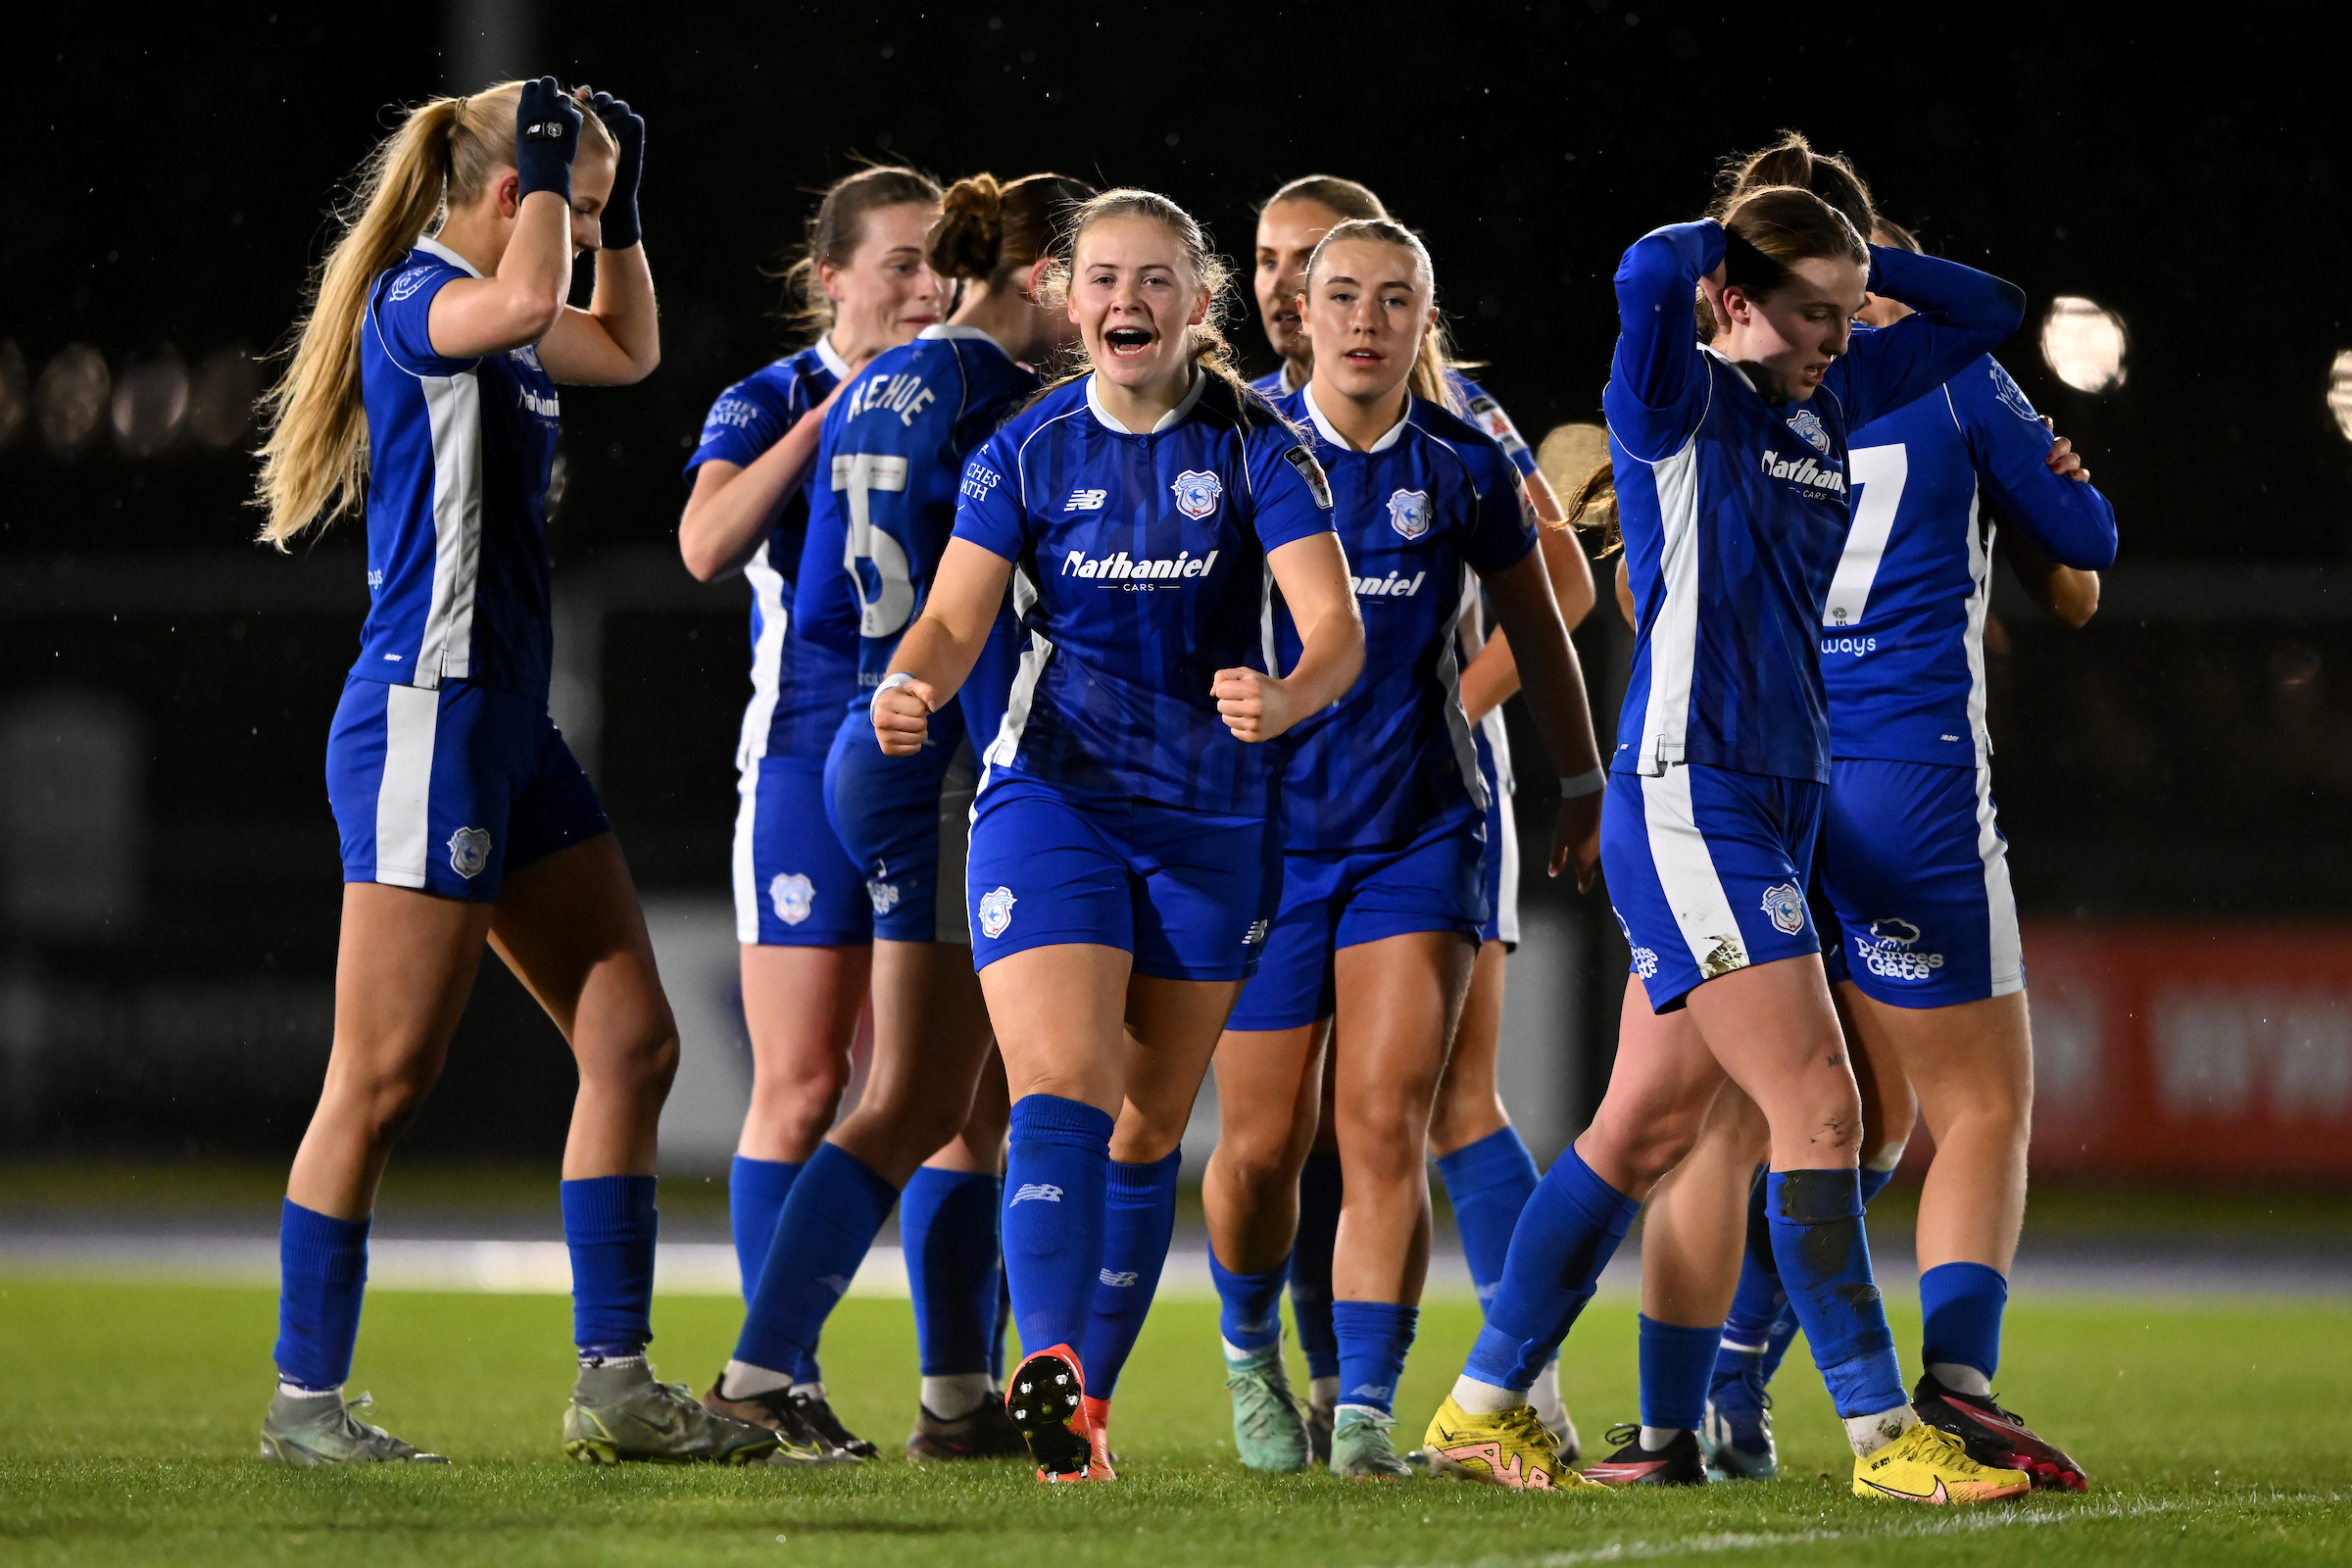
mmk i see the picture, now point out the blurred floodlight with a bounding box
[2329,350,2352,442]
[2040,296,2128,393]
[35,344,110,457]
[112,353,190,459]
[187,346,260,449]
[0,342,26,448]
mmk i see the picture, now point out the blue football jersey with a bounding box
[1820,353,2117,765]
[796,326,1039,727]
[1266,383,1538,850]
[356,238,564,700]
[1251,364,1540,481]
[955,371,1339,814]
[1605,220,2025,783]
[685,338,861,764]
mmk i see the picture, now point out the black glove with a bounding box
[588,90,645,250]
[514,76,582,204]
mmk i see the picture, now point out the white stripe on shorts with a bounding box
[373,683,440,889]
[1640,765,1749,981]
[1493,780,1521,947]
[1974,760,2024,997]
[731,760,761,944]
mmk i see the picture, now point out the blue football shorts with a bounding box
[962,771,1281,982]
[1814,758,2024,1008]
[1224,810,1487,1032]
[733,752,873,947]
[325,676,609,904]
[1600,762,1825,1012]
[825,705,979,946]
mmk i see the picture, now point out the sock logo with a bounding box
[1008,1183,1063,1205]
[1347,1382,1394,1400]
[1098,1268,1139,1287]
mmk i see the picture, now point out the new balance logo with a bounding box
[816,1274,853,1295]
[1099,1269,1139,1287]
[1065,488,1107,512]
[1348,1382,1393,1400]
[1009,1183,1063,1205]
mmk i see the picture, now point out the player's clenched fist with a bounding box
[1212,666,1302,744]
[870,673,936,756]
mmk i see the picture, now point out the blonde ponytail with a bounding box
[253,82,614,548]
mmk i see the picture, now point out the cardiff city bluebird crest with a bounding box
[1989,361,2039,421]
[1761,881,1807,936]
[977,885,1017,939]
[1386,488,1433,541]
[1786,408,1830,454]
[1170,469,1224,519]
[769,872,815,926]
[447,826,491,879]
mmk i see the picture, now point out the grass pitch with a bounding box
[3,1280,2346,1567]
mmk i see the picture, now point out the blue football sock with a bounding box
[1002,1095,1113,1362]
[1291,1149,1343,1382]
[732,1144,897,1376]
[1435,1125,1541,1312]
[274,1200,370,1391]
[1919,1260,2008,1382]
[1755,1162,1893,1385]
[1764,1168,1904,1417]
[1719,1167,1784,1354]
[1333,1299,1417,1415]
[1639,1314,1721,1432]
[727,1154,801,1304]
[562,1175,659,1359]
[1210,1250,1291,1355]
[1080,1150,1180,1398]
[901,1167,1003,1377]
[1464,1148,1638,1391]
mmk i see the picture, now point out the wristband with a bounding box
[1558,767,1606,799]
[870,671,919,717]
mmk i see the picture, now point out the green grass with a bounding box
[3,1281,2347,1566]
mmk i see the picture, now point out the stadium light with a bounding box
[112,353,189,459]
[35,344,110,458]
[0,342,25,448]
[187,346,259,450]
[2329,350,2352,442]
[2040,296,2128,393]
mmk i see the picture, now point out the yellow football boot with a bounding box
[1852,1420,2032,1502]
[1422,1396,1607,1492]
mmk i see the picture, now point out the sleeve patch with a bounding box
[1281,445,1334,510]
[700,396,760,440]
[1467,395,1532,459]
[959,460,1005,503]
[386,266,438,304]
[1988,361,2039,422]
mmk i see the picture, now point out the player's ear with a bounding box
[494,170,522,220]
[1188,288,1211,328]
[1024,255,1054,303]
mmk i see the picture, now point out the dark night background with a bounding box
[3,3,2347,1159]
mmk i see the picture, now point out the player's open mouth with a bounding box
[1343,349,1384,365]
[1104,327,1155,356]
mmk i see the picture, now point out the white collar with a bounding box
[1300,379,1409,453]
[813,333,854,380]
[919,322,1014,361]
[414,235,482,278]
[1085,368,1207,434]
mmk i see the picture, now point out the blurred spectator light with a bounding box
[0,341,27,448]
[112,352,190,459]
[0,689,145,941]
[2328,349,2352,441]
[188,346,260,449]
[2040,296,2128,393]
[35,345,110,458]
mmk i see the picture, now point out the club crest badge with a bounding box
[1786,408,1831,454]
[1281,445,1334,509]
[1170,469,1224,520]
[977,885,1017,939]
[1989,361,2039,421]
[446,826,491,880]
[769,872,815,926]
[1761,881,1807,936]
[1387,488,1433,541]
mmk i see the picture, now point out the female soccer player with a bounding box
[1239,174,1596,1458]
[1421,184,2039,1504]
[705,172,1094,1463]
[871,188,1363,1480]
[677,165,942,1461]
[252,79,771,1465]
[1202,219,1604,1479]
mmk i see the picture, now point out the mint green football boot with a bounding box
[1223,1342,1311,1473]
[1330,1406,1413,1480]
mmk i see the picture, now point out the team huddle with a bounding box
[246,77,2117,1504]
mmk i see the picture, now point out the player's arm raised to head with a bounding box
[426,194,576,360]
[1483,542,1604,891]
[538,237,659,385]
[679,380,848,582]
[1837,246,2026,426]
[872,538,1013,756]
[1604,221,1722,457]
[1214,532,1364,744]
